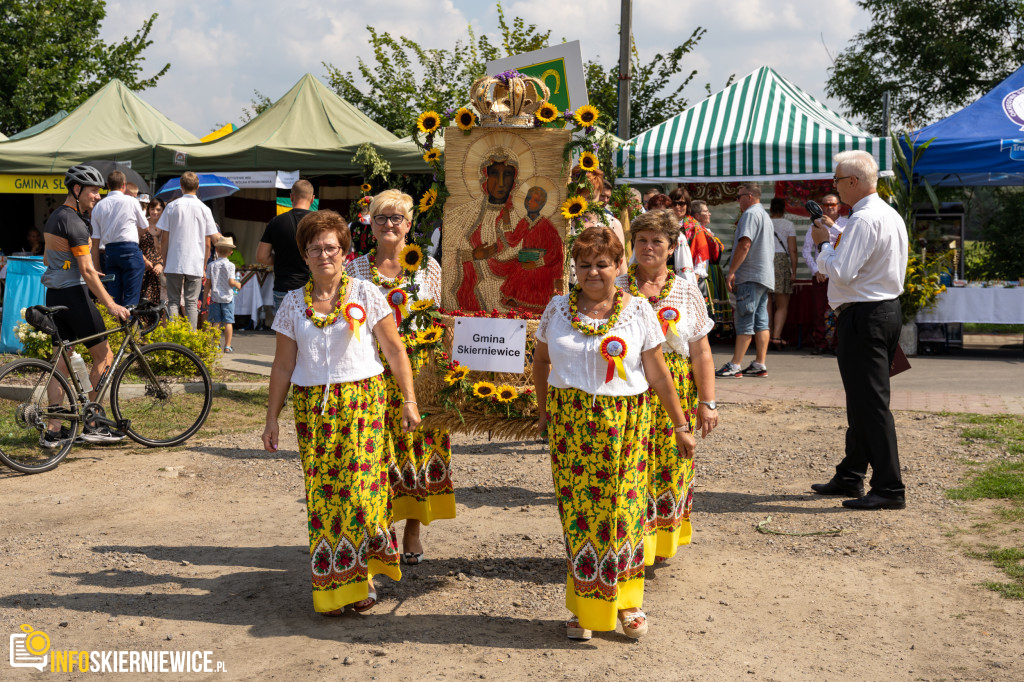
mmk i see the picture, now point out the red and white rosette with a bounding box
[657,306,680,338]
[599,335,628,383]
[387,287,409,325]
[343,302,366,340]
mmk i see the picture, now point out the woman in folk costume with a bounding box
[616,209,719,562]
[346,190,452,566]
[534,225,693,641]
[262,210,419,614]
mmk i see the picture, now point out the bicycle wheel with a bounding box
[0,359,79,474]
[110,343,214,447]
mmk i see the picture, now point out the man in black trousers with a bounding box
[809,150,909,510]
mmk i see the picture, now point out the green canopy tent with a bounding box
[616,66,890,183]
[0,80,198,175]
[154,74,424,175]
[8,110,69,141]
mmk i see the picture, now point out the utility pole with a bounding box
[617,0,632,139]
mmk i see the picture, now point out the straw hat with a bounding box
[216,236,236,249]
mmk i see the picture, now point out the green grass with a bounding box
[967,548,1024,600]
[963,323,1024,334]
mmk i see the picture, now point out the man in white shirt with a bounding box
[90,170,148,306]
[809,150,909,511]
[802,193,847,354]
[158,172,220,328]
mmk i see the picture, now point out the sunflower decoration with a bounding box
[561,195,588,220]
[578,151,599,173]
[418,188,438,214]
[535,102,559,123]
[417,110,442,134]
[472,381,496,399]
[360,183,372,193]
[410,298,434,312]
[359,196,372,207]
[422,147,442,164]
[455,107,476,131]
[416,325,444,345]
[574,104,599,128]
[444,365,470,385]
[495,384,519,403]
[399,243,424,272]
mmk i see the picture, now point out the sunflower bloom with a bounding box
[561,195,588,220]
[417,111,442,134]
[445,366,470,385]
[422,148,442,164]
[418,188,437,214]
[495,384,518,403]
[578,151,599,172]
[360,183,372,193]
[574,105,599,127]
[399,243,424,272]
[535,103,558,123]
[410,298,434,312]
[455,107,476,130]
[416,325,444,345]
[472,381,496,399]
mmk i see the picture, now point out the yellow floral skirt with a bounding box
[292,376,401,613]
[547,387,652,632]
[647,352,698,560]
[382,349,456,524]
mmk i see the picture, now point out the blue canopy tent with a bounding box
[904,63,1024,186]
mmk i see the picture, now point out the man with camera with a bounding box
[809,151,909,510]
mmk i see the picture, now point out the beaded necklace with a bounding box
[367,248,406,288]
[627,264,674,304]
[303,271,349,328]
[568,286,624,336]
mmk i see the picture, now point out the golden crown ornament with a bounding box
[470,71,552,128]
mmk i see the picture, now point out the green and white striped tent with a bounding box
[617,66,890,183]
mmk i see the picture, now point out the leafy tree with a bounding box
[826,0,1024,134]
[964,188,1024,280]
[0,0,169,136]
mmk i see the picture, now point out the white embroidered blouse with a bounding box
[536,293,666,396]
[615,272,713,357]
[271,278,392,387]
[345,254,442,329]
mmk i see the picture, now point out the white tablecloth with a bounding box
[916,287,1024,324]
[235,271,275,319]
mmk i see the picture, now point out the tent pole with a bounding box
[617,0,632,139]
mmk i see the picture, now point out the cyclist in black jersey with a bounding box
[41,165,131,447]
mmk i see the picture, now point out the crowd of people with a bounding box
[35,149,909,640]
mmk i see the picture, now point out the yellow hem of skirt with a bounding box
[643,531,657,567]
[654,520,693,560]
[565,576,644,632]
[391,494,457,525]
[311,560,402,613]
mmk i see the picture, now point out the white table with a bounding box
[235,270,275,322]
[916,287,1024,324]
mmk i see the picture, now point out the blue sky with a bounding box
[100,0,871,137]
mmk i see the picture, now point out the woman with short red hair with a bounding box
[534,225,691,642]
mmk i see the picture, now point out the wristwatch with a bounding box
[699,400,717,410]
[816,241,827,253]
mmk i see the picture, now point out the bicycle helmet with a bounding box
[65,165,105,190]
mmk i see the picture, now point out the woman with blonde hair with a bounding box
[535,225,692,641]
[263,210,419,614]
[346,189,450,566]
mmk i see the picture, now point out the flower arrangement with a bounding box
[900,251,949,324]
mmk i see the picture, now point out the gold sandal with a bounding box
[618,609,648,639]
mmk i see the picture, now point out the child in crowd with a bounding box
[204,236,241,353]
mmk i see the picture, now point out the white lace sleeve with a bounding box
[345,254,370,280]
[270,289,298,340]
[638,300,666,352]
[422,257,442,302]
[683,278,714,342]
[536,297,561,343]
[359,280,392,329]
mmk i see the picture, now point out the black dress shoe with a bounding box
[810,480,865,497]
[842,492,906,510]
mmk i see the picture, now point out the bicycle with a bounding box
[0,302,214,474]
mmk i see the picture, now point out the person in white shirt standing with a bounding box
[90,170,148,306]
[204,236,242,353]
[157,172,220,328]
[802,193,847,354]
[809,150,909,511]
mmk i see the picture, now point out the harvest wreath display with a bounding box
[359,71,624,438]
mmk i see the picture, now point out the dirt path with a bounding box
[1,401,1021,680]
